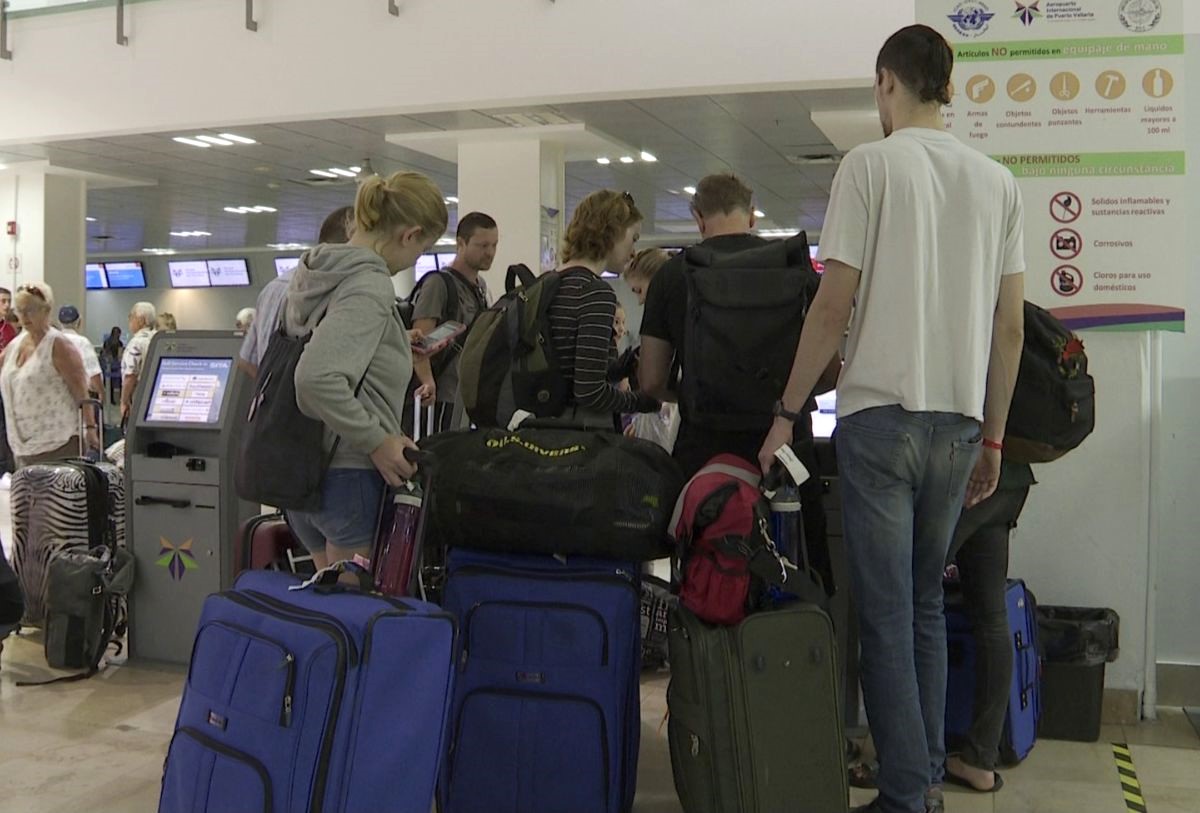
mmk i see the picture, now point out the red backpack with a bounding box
[668,455,788,626]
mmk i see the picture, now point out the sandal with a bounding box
[944,768,1004,793]
[848,759,879,789]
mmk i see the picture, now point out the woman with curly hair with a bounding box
[548,190,661,424]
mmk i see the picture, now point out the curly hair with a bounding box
[561,190,643,264]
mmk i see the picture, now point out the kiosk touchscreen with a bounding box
[127,332,256,664]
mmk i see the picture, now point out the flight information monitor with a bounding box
[206,259,251,287]
[106,262,147,289]
[85,263,108,290]
[144,357,234,425]
[274,257,300,276]
[168,260,211,288]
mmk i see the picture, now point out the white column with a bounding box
[457,138,565,296]
[0,168,87,318]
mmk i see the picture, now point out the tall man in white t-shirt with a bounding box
[758,26,1026,813]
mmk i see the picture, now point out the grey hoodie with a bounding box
[286,244,412,470]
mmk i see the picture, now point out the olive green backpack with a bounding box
[459,264,569,428]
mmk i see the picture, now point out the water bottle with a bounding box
[764,482,803,607]
[372,482,423,597]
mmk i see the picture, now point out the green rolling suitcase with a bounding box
[667,603,849,813]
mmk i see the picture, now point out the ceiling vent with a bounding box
[290,175,357,188]
[787,153,843,166]
[486,110,575,128]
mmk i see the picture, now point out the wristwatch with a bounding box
[773,400,806,423]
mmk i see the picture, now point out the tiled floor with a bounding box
[2,495,1198,812]
[1,639,1197,813]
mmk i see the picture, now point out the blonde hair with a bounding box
[624,247,669,283]
[15,281,55,313]
[562,190,643,264]
[354,172,448,241]
[157,312,177,331]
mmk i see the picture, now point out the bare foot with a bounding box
[946,754,996,791]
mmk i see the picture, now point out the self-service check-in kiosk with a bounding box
[127,331,257,664]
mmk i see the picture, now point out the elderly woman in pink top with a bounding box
[0,282,97,468]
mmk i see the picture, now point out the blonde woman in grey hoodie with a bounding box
[285,171,449,571]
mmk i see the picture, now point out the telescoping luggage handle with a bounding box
[412,392,434,444]
[77,398,105,461]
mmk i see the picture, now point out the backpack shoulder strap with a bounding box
[408,270,460,326]
[505,263,538,293]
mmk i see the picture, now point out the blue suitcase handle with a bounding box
[290,560,375,594]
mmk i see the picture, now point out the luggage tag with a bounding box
[773,444,811,487]
[508,409,534,432]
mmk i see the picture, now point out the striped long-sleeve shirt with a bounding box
[548,268,655,415]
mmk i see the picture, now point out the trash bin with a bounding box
[1037,606,1120,742]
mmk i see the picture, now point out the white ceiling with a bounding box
[0,88,878,255]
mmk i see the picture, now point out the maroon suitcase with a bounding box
[234,512,310,575]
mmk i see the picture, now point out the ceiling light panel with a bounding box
[175,132,257,148]
[225,205,276,214]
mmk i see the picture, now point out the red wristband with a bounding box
[982,438,1003,451]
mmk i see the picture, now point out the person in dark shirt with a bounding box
[638,173,839,592]
[549,190,659,424]
[639,173,839,478]
[942,460,1035,793]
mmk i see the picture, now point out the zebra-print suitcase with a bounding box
[11,460,125,627]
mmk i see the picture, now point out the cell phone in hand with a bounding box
[412,321,466,356]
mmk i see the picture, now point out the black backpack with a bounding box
[235,301,382,510]
[1004,301,1095,463]
[681,234,819,432]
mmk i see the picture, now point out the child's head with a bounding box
[623,247,670,305]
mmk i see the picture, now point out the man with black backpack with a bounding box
[639,173,839,585]
[408,211,497,432]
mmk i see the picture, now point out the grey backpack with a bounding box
[30,547,135,682]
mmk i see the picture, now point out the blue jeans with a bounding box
[836,406,981,813]
[287,468,385,555]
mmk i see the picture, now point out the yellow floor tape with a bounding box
[1112,743,1148,813]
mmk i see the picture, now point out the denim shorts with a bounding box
[287,468,385,554]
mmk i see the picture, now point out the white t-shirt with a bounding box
[818,127,1025,423]
[62,328,103,381]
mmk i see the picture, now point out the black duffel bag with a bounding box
[419,428,684,561]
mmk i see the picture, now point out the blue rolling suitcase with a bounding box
[945,578,1041,765]
[159,568,456,813]
[438,548,642,813]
